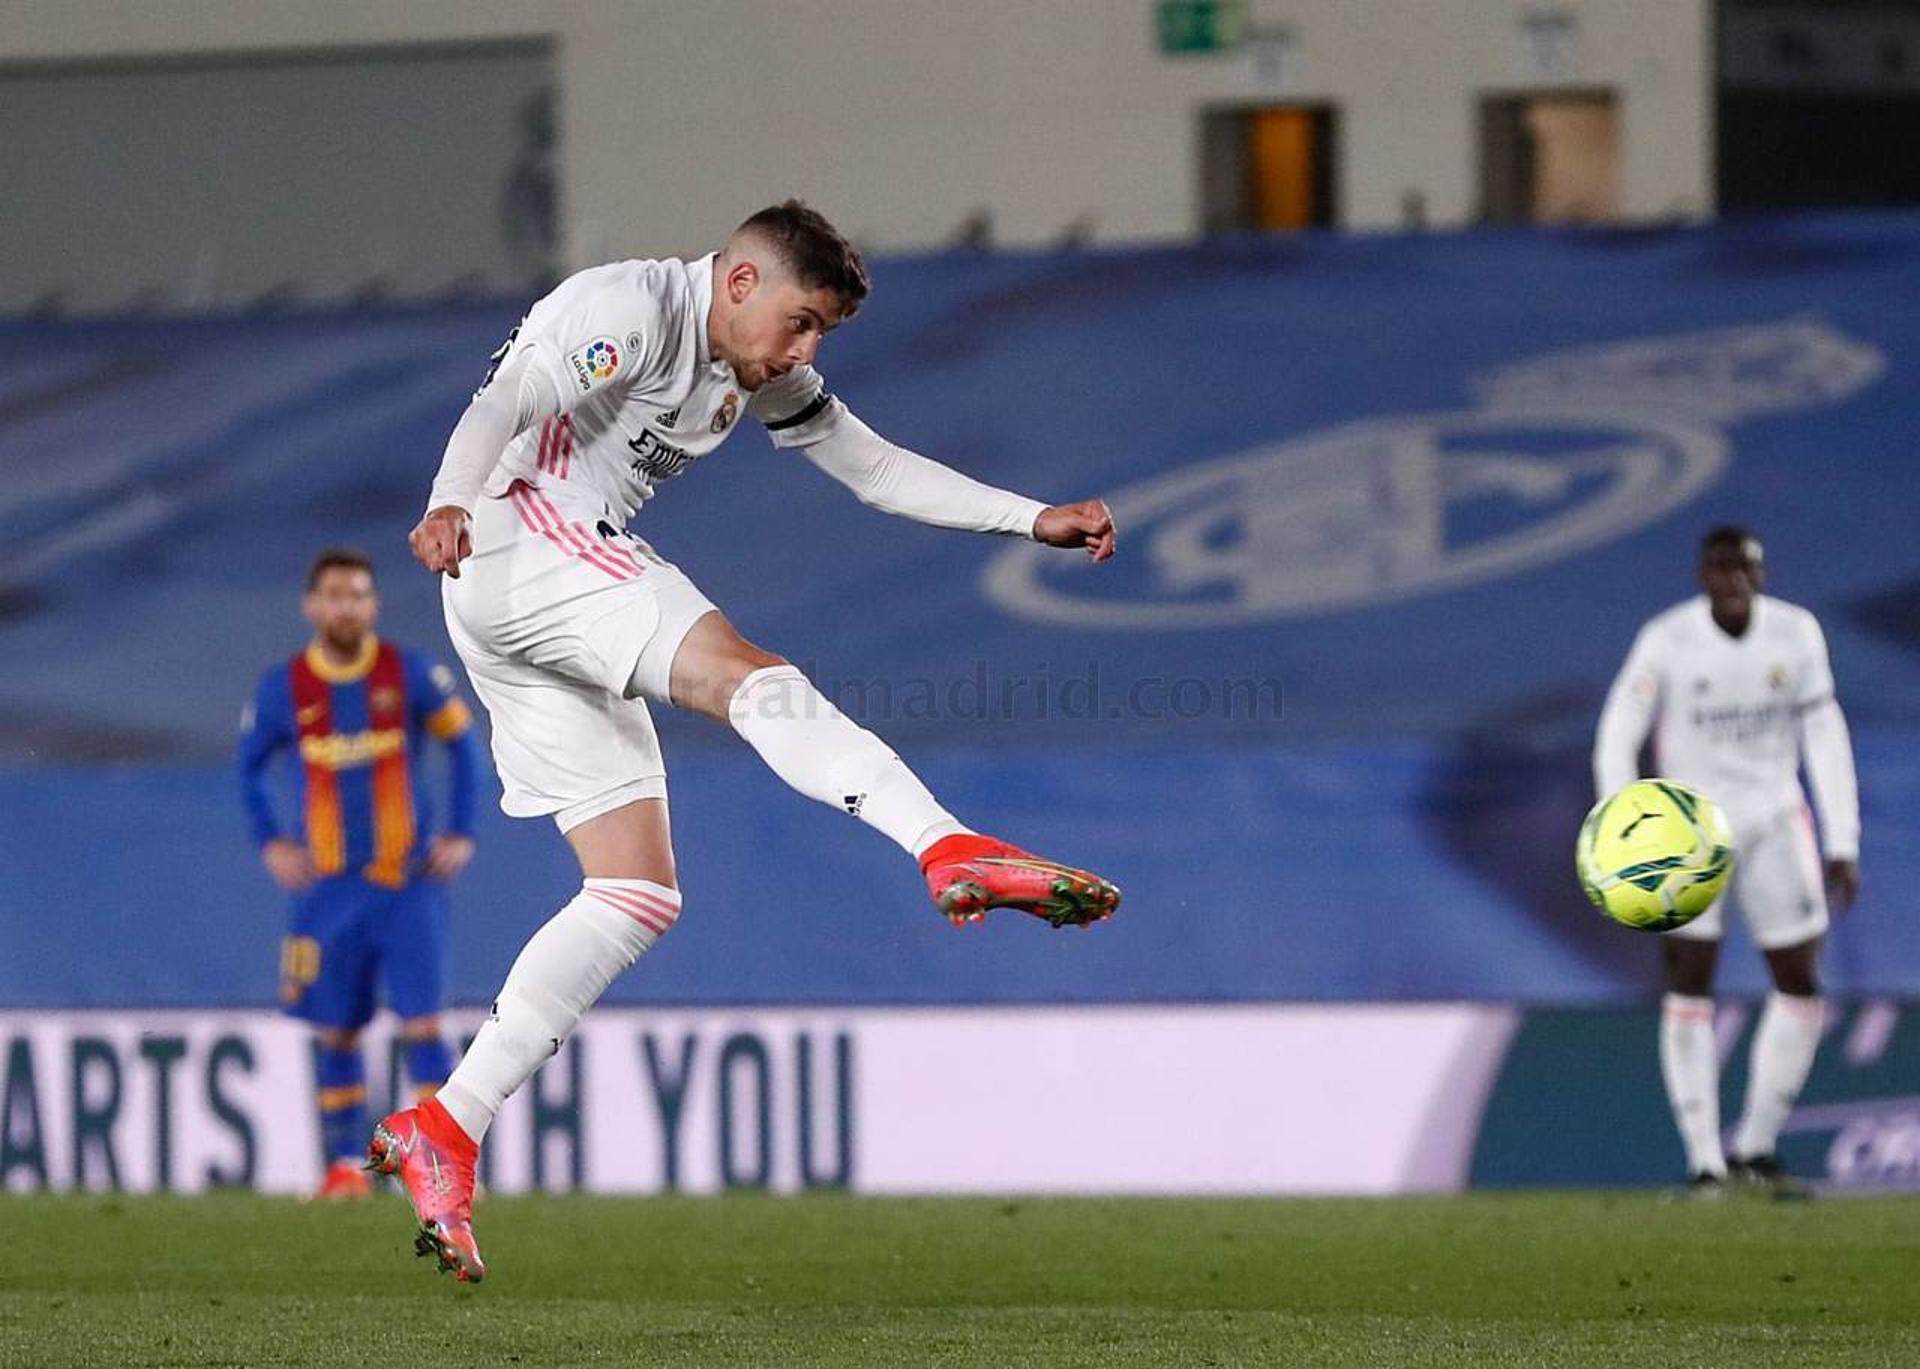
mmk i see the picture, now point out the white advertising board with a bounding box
[0,1005,1517,1195]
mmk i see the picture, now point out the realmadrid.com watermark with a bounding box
[733,661,1284,725]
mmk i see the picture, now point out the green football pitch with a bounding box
[1,1192,1916,1367]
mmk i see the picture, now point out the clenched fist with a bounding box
[1034,499,1116,562]
[409,506,473,577]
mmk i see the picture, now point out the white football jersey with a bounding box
[1594,594,1858,852]
[474,253,833,521]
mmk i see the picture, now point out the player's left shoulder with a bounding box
[1758,594,1826,643]
[396,644,462,700]
[748,363,839,438]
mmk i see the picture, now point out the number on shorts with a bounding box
[279,935,321,1004]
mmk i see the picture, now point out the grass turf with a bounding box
[1,1192,1916,1367]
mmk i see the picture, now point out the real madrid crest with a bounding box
[712,391,739,433]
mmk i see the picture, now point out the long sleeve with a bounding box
[1800,699,1859,859]
[236,674,290,847]
[1594,624,1662,798]
[425,351,566,515]
[1796,622,1859,859]
[414,655,480,838]
[442,725,480,837]
[790,402,1046,537]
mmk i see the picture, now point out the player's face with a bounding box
[1698,539,1765,615]
[303,567,378,654]
[722,264,847,390]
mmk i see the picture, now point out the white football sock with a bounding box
[1733,991,1824,1160]
[437,879,680,1143]
[728,664,966,857]
[1660,993,1725,1177]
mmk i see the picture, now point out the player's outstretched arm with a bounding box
[779,396,1115,557]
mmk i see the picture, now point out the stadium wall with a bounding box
[2,0,1710,307]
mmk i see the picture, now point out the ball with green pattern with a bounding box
[1576,779,1735,932]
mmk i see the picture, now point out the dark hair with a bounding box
[1700,525,1762,559]
[306,547,376,590]
[736,199,870,314]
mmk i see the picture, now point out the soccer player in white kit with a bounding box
[1593,526,1860,1198]
[365,202,1121,1280]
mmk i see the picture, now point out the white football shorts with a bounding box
[1669,802,1830,949]
[442,480,716,829]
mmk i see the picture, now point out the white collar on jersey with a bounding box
[1695,591,1769,642]
[688,251,719,370]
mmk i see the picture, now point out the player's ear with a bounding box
[726,258,761,304]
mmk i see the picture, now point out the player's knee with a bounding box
[665,611,789,718]
[1662,940,1717,996]
[398,1015,444,1042]
[314,1026,361,1052]
[719,646,789,702]
[1771,961,1821,997]
[1664,966,1714,996]
[693,654,791,721]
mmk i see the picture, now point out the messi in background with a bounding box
[238,549,481,1198]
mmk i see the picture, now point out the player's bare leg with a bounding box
[1727,938,1822,1199]
[669,610,1118,927]
[372,799,680,1282]
[1659,937,1727,1196]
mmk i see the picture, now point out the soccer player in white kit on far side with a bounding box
[367,201,1123,1281]
[1593,526,1860,1198]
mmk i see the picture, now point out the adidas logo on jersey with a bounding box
[655,407,681,429]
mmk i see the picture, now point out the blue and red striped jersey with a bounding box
[238,638,479,887]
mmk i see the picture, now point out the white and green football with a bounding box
[1576,779,1735,932]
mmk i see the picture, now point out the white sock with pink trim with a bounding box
[1659,992,1725,1178]
[1733,990,1825,1160]
[727,664,966,856]
[436,879,680,1144]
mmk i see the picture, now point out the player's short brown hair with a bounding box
[735,199,870,315]
[306,547,376,591]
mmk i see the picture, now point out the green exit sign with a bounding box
[1156,0,1249,54]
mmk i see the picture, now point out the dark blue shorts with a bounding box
[280,875,448,1030]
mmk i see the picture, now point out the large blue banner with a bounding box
[3,213,1917,1006]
